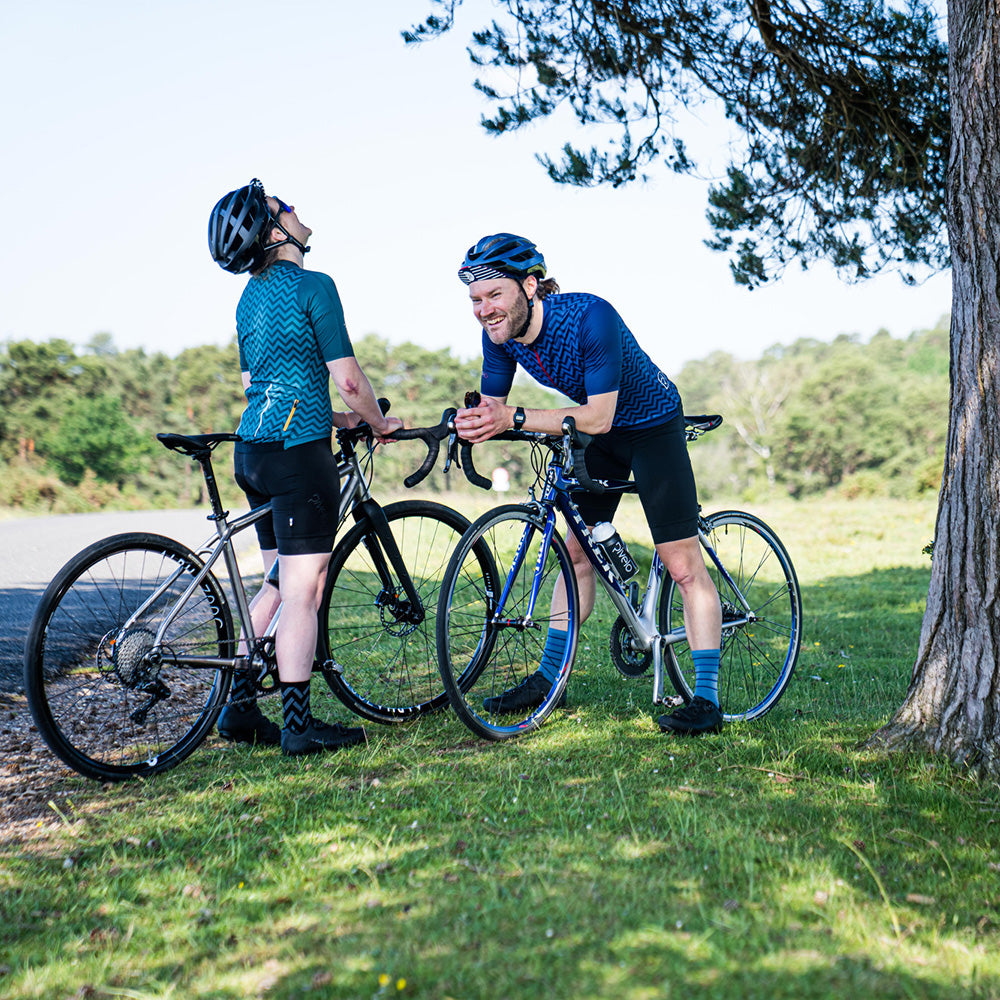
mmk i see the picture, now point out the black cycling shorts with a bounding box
[234,438,341,556]
[572,413,699,544]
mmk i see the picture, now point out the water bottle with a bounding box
[590,522,638,580]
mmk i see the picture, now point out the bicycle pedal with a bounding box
[655,694,685,708]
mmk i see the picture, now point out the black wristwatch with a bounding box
[513,406,526,431]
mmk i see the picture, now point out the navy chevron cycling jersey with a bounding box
[479,292,681,428]
[235,260,354,447]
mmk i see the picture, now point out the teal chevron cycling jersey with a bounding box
[479,292,681,428]
[235,260,354,447]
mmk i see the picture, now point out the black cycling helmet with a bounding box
[458,233,546,285]
[208,178,273,274]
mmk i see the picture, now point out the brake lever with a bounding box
[443,422,458,475]
[445,409,493,490]
[562,416,606,494]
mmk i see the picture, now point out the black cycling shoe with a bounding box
[482,670,566,714]
[658,696,724,736]
[281,719,368,757]
[217,704,281,746]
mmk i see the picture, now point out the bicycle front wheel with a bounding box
[23,532,235,781]
[660,510,802,721]
[437,505,578,741]
[318,500,490,724]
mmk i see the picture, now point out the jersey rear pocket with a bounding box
[239,381,303,441]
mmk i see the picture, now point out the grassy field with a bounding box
[4,495,999,1000]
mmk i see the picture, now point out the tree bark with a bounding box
[866,0,1000,771]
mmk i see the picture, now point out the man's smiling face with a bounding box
[468,276,531,345]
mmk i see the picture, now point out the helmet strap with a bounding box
[266,217,311,256]
[512,283,534,340]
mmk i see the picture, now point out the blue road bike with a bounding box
[435,415,803,740]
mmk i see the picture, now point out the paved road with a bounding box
[0,509,260,694]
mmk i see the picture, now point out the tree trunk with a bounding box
[866,0,1000,771]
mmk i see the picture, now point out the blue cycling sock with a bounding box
[537,626,569,683]
[691,648,720,706]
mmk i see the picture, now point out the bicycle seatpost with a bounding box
[197,450,231,523]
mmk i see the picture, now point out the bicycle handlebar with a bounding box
[161,397,723,495]
[449,410,724,493]
[455,439,490,490]
[449,416,607,493]
[386,409,458,488]
[334,399,462,489]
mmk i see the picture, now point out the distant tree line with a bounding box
[679,317,949,502]
[0,319,948,513]
[0,332,561,512]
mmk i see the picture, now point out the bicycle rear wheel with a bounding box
[437,505,578,740]
[318,500,492,724]
[660,510,802,721]
[23,532,235,781]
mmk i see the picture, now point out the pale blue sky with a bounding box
[2,0,950,375]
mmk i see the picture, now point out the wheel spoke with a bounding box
[437,506,577,740]
[661,511,802,721]
[318,501,480,723]
[24,535,233,780]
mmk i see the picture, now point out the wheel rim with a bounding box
[320,504,475,721]
[662,513,801,721]
[440,509,576,739]
[30,540,232,777]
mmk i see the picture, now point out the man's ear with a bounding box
[263,223,283,248]
[522,275,539,299]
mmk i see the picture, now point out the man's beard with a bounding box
[485,290,530,343]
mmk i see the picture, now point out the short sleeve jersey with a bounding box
[479,292,681,427]
[235,260,354,447]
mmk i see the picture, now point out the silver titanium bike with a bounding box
[23,404,492,780]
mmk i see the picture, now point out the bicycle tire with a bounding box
[437,504,578,741]
[318,500,492,724]
[660,510,802,721]
[23,532,235,781]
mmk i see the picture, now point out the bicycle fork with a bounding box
[352,499,427,625]
[493,506,559,631]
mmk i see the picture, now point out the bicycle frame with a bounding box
[24,407,473,780]
[121,435,378,671]
[511,455,758,706]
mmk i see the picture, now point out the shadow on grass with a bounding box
[787,566,929,726]
[580,562,930,730]
[5,701,997,999]
[8,561,995,999]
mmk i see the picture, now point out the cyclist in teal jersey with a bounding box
[209,179,402,755]
[455,234,724,736]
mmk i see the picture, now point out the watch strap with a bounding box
[513,406,526,430]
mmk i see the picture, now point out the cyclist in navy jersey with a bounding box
[455,234,724,736]
[208,179,402,755]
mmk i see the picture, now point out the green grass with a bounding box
[4,496,1000,1000]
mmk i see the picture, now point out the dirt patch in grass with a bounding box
[0,693,80,845]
